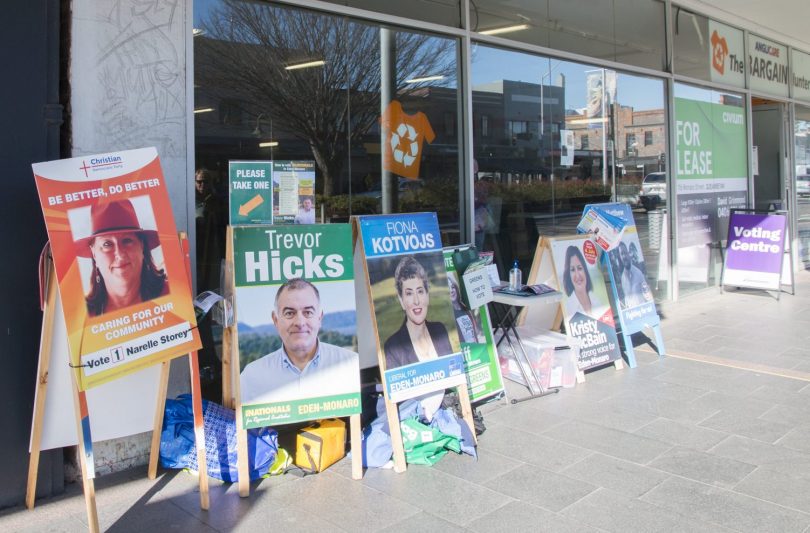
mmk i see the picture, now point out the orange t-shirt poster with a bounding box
[32,147,201,390]
[381,100,435,179]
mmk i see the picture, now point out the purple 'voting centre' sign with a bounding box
[722,212,786,290]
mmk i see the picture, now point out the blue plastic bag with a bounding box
[160,394,278,482]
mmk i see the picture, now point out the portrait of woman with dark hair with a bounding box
[75,199,169,317]
[383,255,453,369]
[561,244,603,320]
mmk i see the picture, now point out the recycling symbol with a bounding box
[390,122,419,168]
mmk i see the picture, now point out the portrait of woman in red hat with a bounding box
[73,197,169,316]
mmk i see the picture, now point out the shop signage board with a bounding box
[226,223,363,493]
[354,213,476,473]
[748,34,789,98]
[674,97,748,282]
[722,210,787,291]
[584,203,666,367]
[443,247,505,403]
[228,160,273,225]
[31,147,201,391]
[792,49,810,103]
[708,20,745,88]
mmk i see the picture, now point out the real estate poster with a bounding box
[358,213,466,402]
[32,147,201,390]
[722,211,787,290]
[550,236,621,370]
[443,247,504,402]
[272,160,316,224]
[588,203,659,334]
[233,224,360,429]
[228,160,273,225]
[675,97,748,282]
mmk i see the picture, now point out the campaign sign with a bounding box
[232,224,360,429]
[722,211,787,290]
[32,147,201,390]
[586,202,659,335]
[443,248,504,403]
[358,213,466,402]
[229,160,273,225]
[550,236,621,370]
[272,161,316,224]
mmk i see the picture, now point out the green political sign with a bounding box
[443,248,505,403]
[229,160,274,225]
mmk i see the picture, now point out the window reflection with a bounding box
[194,0,461,234]
[471,45,666,300]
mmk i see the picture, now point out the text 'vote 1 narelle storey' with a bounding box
[723,211,787,290]
[233,224,360,429]
[31,147,201,390]
[358,213,466,402]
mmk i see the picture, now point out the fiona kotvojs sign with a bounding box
[550,236,621,370]
[233,224,360,429]
[358,213,466,402]
[31,147,201,390]
[722,211,787,290]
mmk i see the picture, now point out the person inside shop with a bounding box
[76,198,168,317]
[562,245,603,319]
[618,241,649,308]
[294,195,316,225]
[240,278,358,404]
[383,255,453,369]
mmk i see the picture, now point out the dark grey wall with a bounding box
[0,0,63,508]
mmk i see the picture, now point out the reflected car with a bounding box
[639,172,666,211]
[797,175,810,198]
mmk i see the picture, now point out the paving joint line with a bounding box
[636,347,810,382]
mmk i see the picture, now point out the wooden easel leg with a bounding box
[26,261,58,509]
[188,351,210,510]
[222,326,233,409]
[349,413,363,480]
[384,398,407,473]
[236,415,250,497]
[71,374,99,533]
[613,359,625,370]
[576,370,586,384]
[148,361,171,480]
[622,333,637,368]
[456,386,478,445]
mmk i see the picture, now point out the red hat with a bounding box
[75,199,160,258]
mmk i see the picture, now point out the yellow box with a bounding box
[295,418,346,473]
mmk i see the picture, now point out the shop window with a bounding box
[317,0,461,28]
[471,44,667,300]
[471,0,665,71]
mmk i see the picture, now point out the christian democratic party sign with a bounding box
[358,213,466,402]
[233,224,360,429]
[32,148,201,390]
[722,211,787,290]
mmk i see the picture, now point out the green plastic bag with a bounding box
[399,417,462,466]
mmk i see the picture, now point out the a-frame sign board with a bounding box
[27,237,209,532]
[352,213,477,473]
[223,224,363,498]
[523,235,625,380]
[583,203,665,367]
[720,208,794,300]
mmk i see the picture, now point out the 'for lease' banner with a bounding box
[32,147,201,390]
